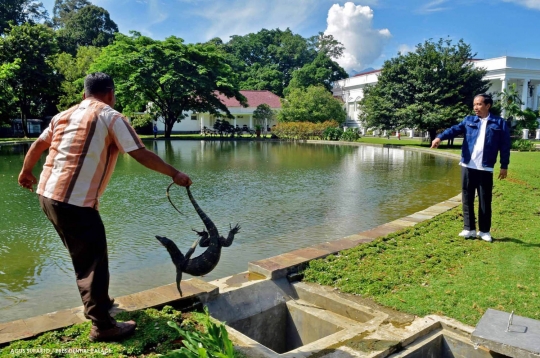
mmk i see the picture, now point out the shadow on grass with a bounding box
[495,237,540,247]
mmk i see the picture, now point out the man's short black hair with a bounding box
[475,93,493,107]
[84,72,114,96]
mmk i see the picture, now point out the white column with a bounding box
[501,77,508,118]
[536,129,540,140]
[234,117,237,127]
[533,83,539,111]
[521,78,530,110]
[249,115,253,129]
[201,116,205,133]
[409,129,414,138]
[523,129,529,139]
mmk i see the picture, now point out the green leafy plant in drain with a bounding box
[160,307,235,358]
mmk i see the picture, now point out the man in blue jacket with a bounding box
[431,94,510,242]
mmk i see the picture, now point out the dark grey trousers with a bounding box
[461,167,494,233]
[39,195,115,329]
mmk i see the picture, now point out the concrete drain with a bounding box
[206,277,514,357]
[228,301,343,354]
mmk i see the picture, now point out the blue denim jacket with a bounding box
[437,114,511,169]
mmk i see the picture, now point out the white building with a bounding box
[153,90,281,134]
[333,56,540,129]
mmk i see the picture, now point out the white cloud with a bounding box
[398,44,415,54]
[502,0,540,9]
[418,0,451,13]
[323,2,391,73]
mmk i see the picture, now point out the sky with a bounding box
[41,0,540,73]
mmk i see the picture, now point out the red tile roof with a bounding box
[217,90,281,108]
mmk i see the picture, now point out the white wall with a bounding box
[154,108,280,133]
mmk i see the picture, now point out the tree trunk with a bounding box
[428,129,437,143]
[20,106,29,138]
[164,117,174,138]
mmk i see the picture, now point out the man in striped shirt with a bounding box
[18,72,192,342]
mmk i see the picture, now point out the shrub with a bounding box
[322,127,343,141]
[131,113,154,135]
[272,120,339,140]
[340,128,360,142]
[511,139,535,152]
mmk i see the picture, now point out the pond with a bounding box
[0,140,461,323]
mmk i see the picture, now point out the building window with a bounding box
[191,114,197,120]
[236,115,244,119]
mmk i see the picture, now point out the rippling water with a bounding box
[0,140,461,322]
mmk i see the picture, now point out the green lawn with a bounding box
[303,151,540,326]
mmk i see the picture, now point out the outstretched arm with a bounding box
[128,148,192,187]
[18,138,50,192]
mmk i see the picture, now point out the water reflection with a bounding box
[0,140,461,322]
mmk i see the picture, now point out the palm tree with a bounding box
[498,83,522,121]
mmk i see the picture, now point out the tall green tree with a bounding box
[0,23,60,137]
[278,85,346,124]
[90,32,246,138]
[54,45,101,110]
[0,0,49,35]
[359,38,489,141]
[0,60,20,125]
[57,4,118,54]
[285,52,348,95]
[307,32,345,60]
[224,28,347,97]
[52,0,90,28]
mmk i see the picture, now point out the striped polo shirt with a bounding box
[37,99,145,208]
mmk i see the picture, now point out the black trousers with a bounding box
[39,195,115,329]
[461,167,493,233]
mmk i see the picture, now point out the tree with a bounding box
[225,28,334,97]
[0,23,60,137]
[285,52,348,95]
[516,108,539,134]
[57,4,118,54]
[359,38,490,142]
[278,85,346,124]
[54,46,101,110]
[0,60,20,125]
[222,28,347,97]
[52,0,90,28]
[0,0,49,35]
[307,32,345,59]
[498,83,522,121]
[90,32,247,138]
[252,103,276,129]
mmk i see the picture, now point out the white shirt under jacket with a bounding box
[460,115,493,172]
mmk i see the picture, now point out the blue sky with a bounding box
[41,0,540,72]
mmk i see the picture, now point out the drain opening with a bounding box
[228,302,342,354]
[395,334,510,358]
